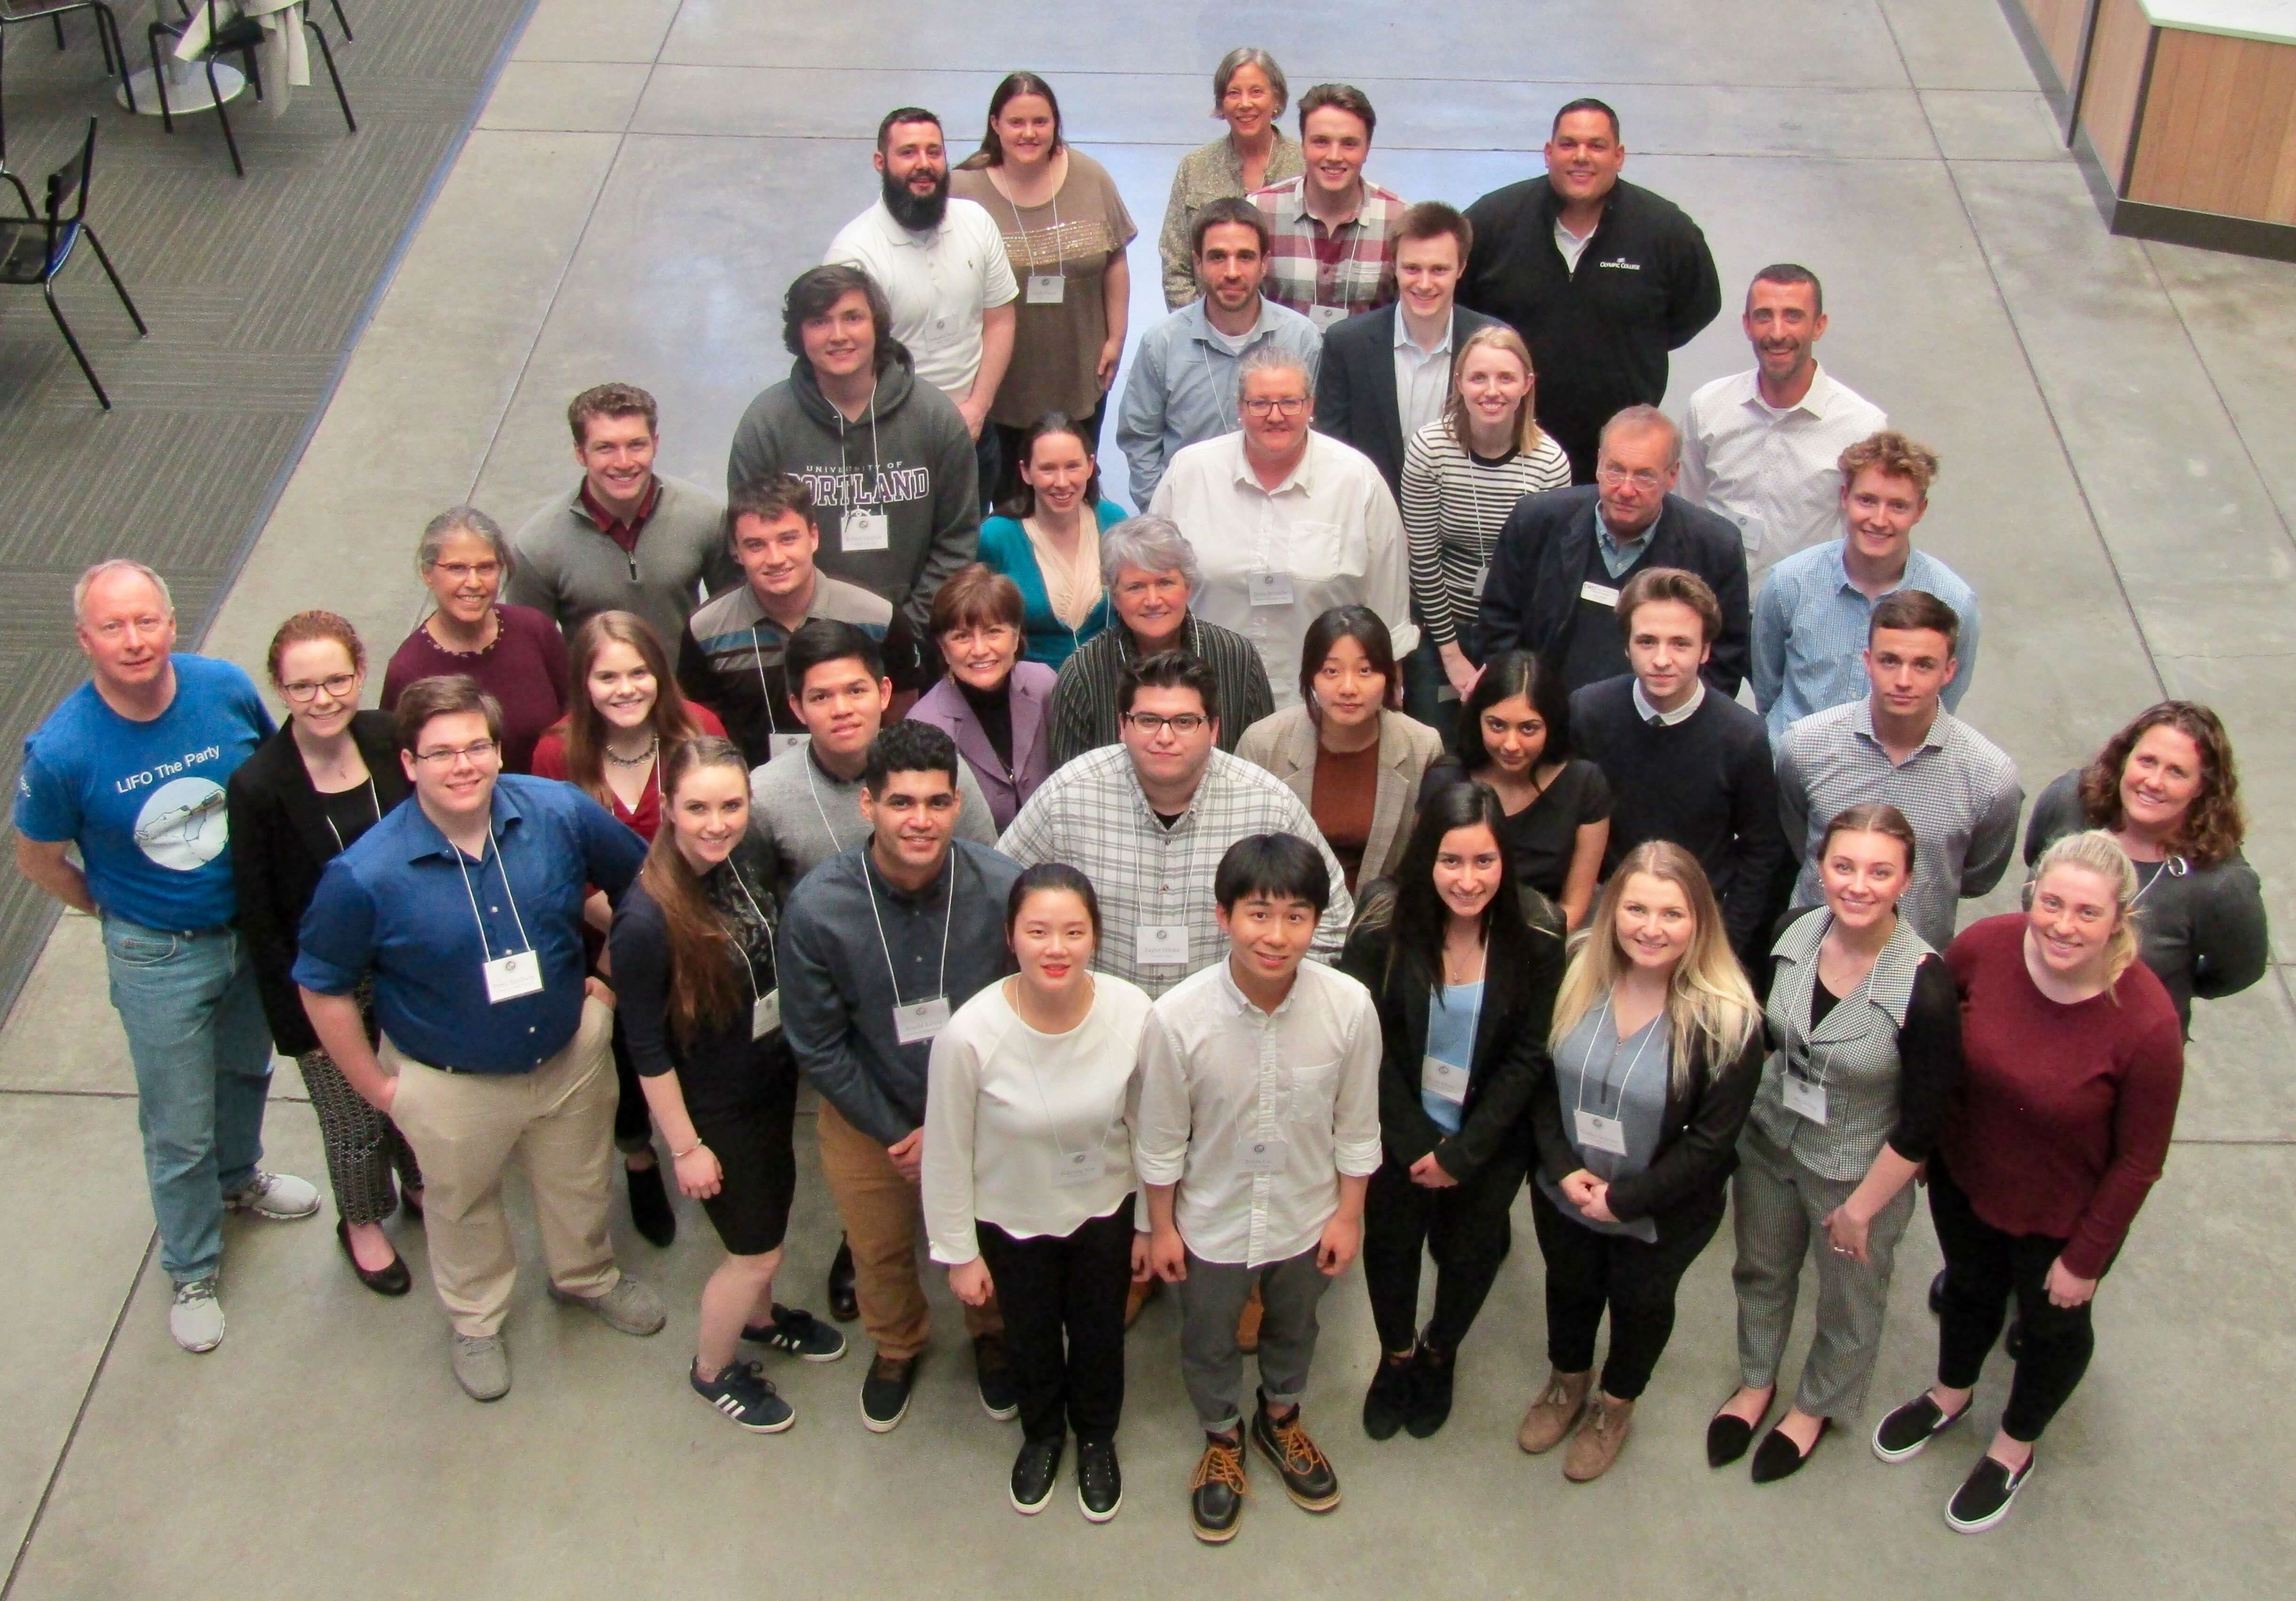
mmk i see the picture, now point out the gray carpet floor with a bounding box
[0,0,532,1019]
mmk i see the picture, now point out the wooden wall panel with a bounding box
[2130,29,2296,225]
[2026,0,2093,86]
[2079,0,2154,186]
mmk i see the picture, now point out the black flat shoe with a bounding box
[626,1160,676,1248]
[337,1219,410,1296]
[1928,1269,1947,1316]
[1707,1392,1772,1467]
[827,1235,858,1323]
[1751,1418,1830,1483]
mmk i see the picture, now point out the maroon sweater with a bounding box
[381,605,570,775]
[1941,915,2184,1279]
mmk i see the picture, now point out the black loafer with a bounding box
[337,1219,410,1296]
[1361,1349,1416,1441]
[828,1235,859,1323]
[1873,1392,1970,1463]
[1707,1413,1757,1468]
[1009,1435,1063,1515]
[1750,1418,1830,1483]
[1945,1450,2034,1533]
[1403,1343,1454,1440]
[625,1160,676,1248]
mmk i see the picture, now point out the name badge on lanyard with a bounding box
[1783,1073,1828,1124]
[1573,1108,1627,1156]
[1247,570,1294,607]
[753,988,782,1041]
[842,506,891,552]
[1240,1136,1288,1174]
[1026,273,1065,304]
[893,995,951,1045]
[1308,303,1347,331]
[1051,1148,1106,1189]
[1579,579,1621,608]
[1136,923,1190,966]
[483,949,544,1004]
[1421,1055,1469,1105]
[769,732,810,759]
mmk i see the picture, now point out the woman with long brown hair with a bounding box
[608,737,844,1434]
[1516,840,1762,1483]
[532,610,723,1247]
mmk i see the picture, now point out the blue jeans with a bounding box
[102,919,276,1284]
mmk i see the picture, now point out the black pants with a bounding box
[1929,1160,2097,1443]
[1530,1181,1720,1401]
[989,406,1104,513]
[610,1011,652,1153]
[976,1200,1134,1443]
[1361,1149,1526,1355]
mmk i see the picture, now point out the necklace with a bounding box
[603,736,659,768]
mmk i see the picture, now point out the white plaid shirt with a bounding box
[997,747,1354,996]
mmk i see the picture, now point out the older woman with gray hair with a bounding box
[381,506,570,773]
[1156,46,1304,309]
[1043,514,1274,765]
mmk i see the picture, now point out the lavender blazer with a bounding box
[909,662,1059,832]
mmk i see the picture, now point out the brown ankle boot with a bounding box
[1564,1393,1635,1481]
[1516,1368,1592,1455]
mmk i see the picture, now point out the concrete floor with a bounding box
[4,0,2293,1593]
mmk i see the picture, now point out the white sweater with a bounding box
[923,974,1155,1262]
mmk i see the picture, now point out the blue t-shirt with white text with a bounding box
[14,655,275,930]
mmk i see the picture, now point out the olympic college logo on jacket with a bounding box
[1597,257,1643,271]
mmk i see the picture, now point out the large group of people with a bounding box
[15,49,2270,1550]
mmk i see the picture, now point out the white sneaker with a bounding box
[170,1278,225,1352]
[224,1170,320,1221]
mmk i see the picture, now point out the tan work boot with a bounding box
[1563,1393,1635,1481]
[1516,1368,1591,1454]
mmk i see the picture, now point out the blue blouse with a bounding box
[976,501,1125,669]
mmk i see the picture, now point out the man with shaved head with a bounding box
[15,560,316,1355]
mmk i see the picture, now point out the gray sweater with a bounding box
[506,473,738,652]
[749,743,996,891]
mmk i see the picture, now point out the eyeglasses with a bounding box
[430,561,502,583]
[281,673,359,703]
[1242,397,1308,418]
[1124,712,1208,735]
[1595,465,1666,492]
[412,740,500,766]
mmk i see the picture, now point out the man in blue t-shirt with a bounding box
[13,560,319,1355]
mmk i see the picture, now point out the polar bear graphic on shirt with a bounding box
[132,777,229,871]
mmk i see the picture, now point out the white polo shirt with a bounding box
[1678,364,1887,582]
[826,197,1019,403]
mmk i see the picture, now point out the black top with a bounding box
[608,837,788,1118]
[1311,301,1501,496]
[1420,756,1612,906]
[1474,485,1751,695]
[1568,674,1789,965]
[224,710,413,1056]
[1783,908,1963,1163]
[957,674,1015,769]
[1457,175,1722,477]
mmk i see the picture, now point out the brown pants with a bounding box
[385,997,620,1338]
[816,1099,1001,1360]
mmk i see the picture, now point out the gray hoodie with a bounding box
[725,346,979,636]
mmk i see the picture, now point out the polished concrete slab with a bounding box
[2,0,2290,1593]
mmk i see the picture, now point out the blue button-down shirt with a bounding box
[1115,295,1323,506]
[1752,540,1981,742]
[1594,509,1655,580]
[292,774,646,1074]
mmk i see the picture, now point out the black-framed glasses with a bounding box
[1242,397,1308,418]
[1125,711,1208,735]
[281,673,358,703]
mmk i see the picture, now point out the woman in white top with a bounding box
[924,863,1154,1523]
[1397,324,1573,730]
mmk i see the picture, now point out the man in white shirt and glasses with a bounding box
[1137,833,1381,1544]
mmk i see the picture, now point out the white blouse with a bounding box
[923,973,1155,1262]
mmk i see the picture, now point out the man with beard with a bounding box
[1679,266,1887,585]
[827,108,1019,508]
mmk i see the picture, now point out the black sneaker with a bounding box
[626,1159,676,1247]
[860,1353,918,1433]
[827,1235,858,1323]
[1250,1393,1340,1512]
[1188,1432,1247,1543]
[1010,1435,1063,1515]
[690,1359,794,1433]
[1945,1450,2034,1533]
[1404,1341,1454,1439]
[742,1303,847,1362]
[974,1333,1019,1420]
[1361,1349,1417,1441]
[1076,1433,1122,1522]
[1872,1391,1970,1463]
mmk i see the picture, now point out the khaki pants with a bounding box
[815,1099,1001,1360]
[386,997,620,1338]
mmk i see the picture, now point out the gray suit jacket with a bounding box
[1234,704,1448,886]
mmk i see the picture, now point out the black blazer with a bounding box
[225,711,412,1056]
[1526,1012,1763,1242]
[1473,485,1751,694]
[1313,303,1499,497]
[1339,889,1565,1181]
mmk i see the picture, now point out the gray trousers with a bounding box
[1176,1246,1333,1433]
[1731,1123,1916,1419]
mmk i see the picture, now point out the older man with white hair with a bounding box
[15,560,318,1355]
[1149,345,1414,709]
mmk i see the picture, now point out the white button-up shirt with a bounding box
[1149,431,1417,708]
[1136,957,1381,1267]
[1392,308,1456,440]
[1679,365,1887,582]
[825,197,1019,402]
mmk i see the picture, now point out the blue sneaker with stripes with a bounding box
[690,1359,795,1433]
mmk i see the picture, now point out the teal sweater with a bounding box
[976,502,1124,669]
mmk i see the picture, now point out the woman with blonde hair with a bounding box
[1516,840,1762,1483]
[1397,323,1573,726]
[1873,830,2182,1535]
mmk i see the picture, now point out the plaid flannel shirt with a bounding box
[1248,175,1407,320]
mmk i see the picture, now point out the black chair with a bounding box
[0,117,146,409]
[148,1,353,178]
[0,1,137,171]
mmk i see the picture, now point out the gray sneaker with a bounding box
[548,1274,666,1335]
[169,1278,224,1353]
[451,1333,510,1401]
[222,1170,321,1221]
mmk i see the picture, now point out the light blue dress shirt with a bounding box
[1114,296,1322,507]
[1752,540,1981,741]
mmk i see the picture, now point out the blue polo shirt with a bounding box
[292,774,645,1074]
[13,655,275,931]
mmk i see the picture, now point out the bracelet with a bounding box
[671,1141,705,1159]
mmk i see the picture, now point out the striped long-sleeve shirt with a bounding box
[1398,421,1573,649]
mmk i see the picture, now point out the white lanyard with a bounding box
[2128,854,2186,911]
[452,825,536,960]
[862,855,955,1007]
[1003,188,1063,274]
[801,755,866,857]
[321,777,383,854]
[750,624,784,736]
[1197,323,1252,437]
[836,386,884,494]
[724,859,776,1000]
[1575,994,1658,1120]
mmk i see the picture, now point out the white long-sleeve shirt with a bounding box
[1135,957,1381,1267]
[923,974,1155,1263]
